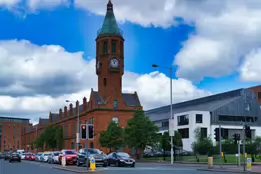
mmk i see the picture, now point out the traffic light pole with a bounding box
[238,141,240,166]
[243,123,246,171]
[219,125,222,168]
[85,122,89,170]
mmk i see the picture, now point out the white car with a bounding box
[20,153,26,160]
[36,153,42,161]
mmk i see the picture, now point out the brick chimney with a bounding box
[76,100,79,114]
[49,112,52,122]
[83,97,87,111]
[64,106,68,117]
[59,108,62,119]
[69,103,73,116]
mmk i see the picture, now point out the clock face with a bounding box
[110,58,119,68]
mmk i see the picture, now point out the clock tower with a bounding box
[96,0,124,101]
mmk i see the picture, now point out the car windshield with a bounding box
[88,149,102,155]
[27,154,31,156]
[65,151,75,155]
[54,153,60,156]
[117,153,130,158]
[44,154,49,156]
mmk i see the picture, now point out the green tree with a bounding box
[160,131,171,160]
[43,125,56,149]
[99,121,124,152]
[173,131,183,147]
[35,133,44,150]
[191,127,214,155]
[55,126,63,150]
[124,110,159,159]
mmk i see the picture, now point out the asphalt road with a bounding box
[0,159,231,174]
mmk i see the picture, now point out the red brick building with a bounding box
[0,116,30,153]
[248,85,261,104]
[23,0,142,153]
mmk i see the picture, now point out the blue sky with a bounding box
[1,6,257,91]
[0,0,260,117]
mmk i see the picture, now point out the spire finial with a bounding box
[107,0,113,12]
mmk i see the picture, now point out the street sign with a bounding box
[169,119,174,136]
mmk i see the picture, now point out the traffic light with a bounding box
[245,125,251,138]
[234,134,240,144]
[81,124,87,140]
[214,128,220,141]
[88,124,94,140]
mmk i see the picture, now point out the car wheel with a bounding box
[103,163,107,167]
[9,160,11,163]
[77,160,81,167]
[131,164,135,167]
[116,161,120,167]
[19,160,21,162]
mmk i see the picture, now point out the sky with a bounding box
[0,0,261,123]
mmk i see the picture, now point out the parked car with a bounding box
[20,153,26,160]
[59,150,78,165]
[0,153,5,159]
[30,154,37,161]
[4,152,11,160]
[107,152,135,167]
[41,153,51,162]
[48,152,60,164]
[9,153,21,163]
[36,153,43,161]
[25,153,32,160]
[77,148,108,167]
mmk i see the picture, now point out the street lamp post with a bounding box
[152,64,174,165]
[66,100,80,150]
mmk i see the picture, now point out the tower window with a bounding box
[112,41,116,53]
[104,42,108,53]
[103,78,107,86]
[114,100,118,109]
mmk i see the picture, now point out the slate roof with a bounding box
[92,90,141,107]
[98,0,122,36]
[39,118,49,126]
[146,88,244,121]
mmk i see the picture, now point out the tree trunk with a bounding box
[163,149,166,160]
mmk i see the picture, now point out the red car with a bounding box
[25,154,32,160]
[59,150,78,165]
[30,154,36,161]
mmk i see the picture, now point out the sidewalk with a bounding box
[197,166,261,173]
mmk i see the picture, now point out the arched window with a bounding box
[112,117,119,124]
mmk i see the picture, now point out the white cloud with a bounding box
[240,48,261,82]
[0,0,21,7]
[0,40,210,119]
[26,0,70,11]
[74,0,261,82]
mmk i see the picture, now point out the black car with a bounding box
[9,153,21,162]
[107,152,135,167]
[4,152,11,160]
[77,148,108,167]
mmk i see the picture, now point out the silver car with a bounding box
[47,152,60,164]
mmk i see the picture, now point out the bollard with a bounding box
[247,158,252,171]
[90,157,96,171]
[208,157,213,169]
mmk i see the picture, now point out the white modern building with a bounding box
[146,87,261,152]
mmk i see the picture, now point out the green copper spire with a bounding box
[98,0,121,36]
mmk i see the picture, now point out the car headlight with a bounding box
[120,159,124,162]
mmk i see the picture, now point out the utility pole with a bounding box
[219,125,222,168]
[170,67,174,165]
